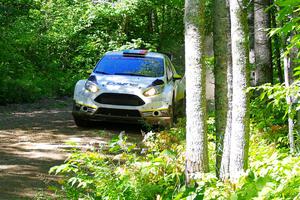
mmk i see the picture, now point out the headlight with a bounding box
[85,81,99,93]
[143,86,162,97]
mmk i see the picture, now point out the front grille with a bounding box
[94,93,145,106]
[96,108,141,117]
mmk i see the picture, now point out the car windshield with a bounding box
[94,55,164,77]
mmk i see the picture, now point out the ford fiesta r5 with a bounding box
[72,49,185,128]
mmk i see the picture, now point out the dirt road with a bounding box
[0,99,142,199]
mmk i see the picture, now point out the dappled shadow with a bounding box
[0,102,143,135]
[0,149,61,199]
[0,98,143,199]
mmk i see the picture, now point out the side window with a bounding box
[165,57,173,82]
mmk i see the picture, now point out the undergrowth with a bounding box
[49,118,300,200]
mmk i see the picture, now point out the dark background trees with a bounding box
[0,0,184,104]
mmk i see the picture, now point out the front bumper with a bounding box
[72,101,172,126]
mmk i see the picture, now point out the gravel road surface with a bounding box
[0,98,142,199]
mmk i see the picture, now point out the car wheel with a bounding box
[167,98,176,128]
[172,93,179,121]
[73,116,90,127]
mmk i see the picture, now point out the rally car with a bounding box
[72,49,185,127]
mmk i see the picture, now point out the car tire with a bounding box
[167,98,176,128]
[73,116,90,128]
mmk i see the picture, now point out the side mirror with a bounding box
[152,79,165,86]
[173,74,182,80]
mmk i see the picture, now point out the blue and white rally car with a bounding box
[72,49,185,127]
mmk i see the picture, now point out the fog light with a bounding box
[142,111,153,117]
[153,111,161,116]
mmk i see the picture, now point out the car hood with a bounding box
[93,74,163,89]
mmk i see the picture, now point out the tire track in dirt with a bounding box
[0,99,142,199]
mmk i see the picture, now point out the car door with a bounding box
[163,56,175,105]
[165,57,184,103]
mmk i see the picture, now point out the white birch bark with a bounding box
[228,0,250,183]
[184,0,209,184]
[283,44,295,154]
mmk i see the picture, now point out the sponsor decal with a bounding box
[106,81,138,87]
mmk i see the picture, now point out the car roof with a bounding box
[104,50,166,59]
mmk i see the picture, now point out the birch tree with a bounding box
[184,0,209,184]
[228,0,250,183]
[283,47,296,154]
[283,35,298,154]
[213,0,232,178]
[254,0,273,85]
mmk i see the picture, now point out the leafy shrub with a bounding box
[177,130,300,200]
[238,132,300,199]
[50,128,186,200]
[247,83,300,147]
[49,117,300,200]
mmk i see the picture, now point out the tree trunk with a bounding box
[290,35,299,153]
[148,11,154,34]
[228,0,250,183]
[270,5,283,83]
[219,43,233,181]
[159,1,166,50]
[297,111,300,151]
[213,0,232,178]
[283,50,295,154]
[219,0,233,180]
[248,0,255,65]
[283,35,297,154]
[184,0,209,184]
[254,0,273,85]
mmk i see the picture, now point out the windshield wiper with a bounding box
[95,71,112,75]
[113,73,147,77]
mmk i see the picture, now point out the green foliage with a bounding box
[247,82,300,148]
[248,84,287,128]
[116,38,158,52]
[176,127,300,200]
[0,0,185,104]
[49,116,300,200]
[243,132,300,199]
[270,0,300,66]
[50,127,187,199]
[250,80,300,133]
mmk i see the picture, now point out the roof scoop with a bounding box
[123,49,148,57]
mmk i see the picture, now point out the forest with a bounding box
[1,0,300,199]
